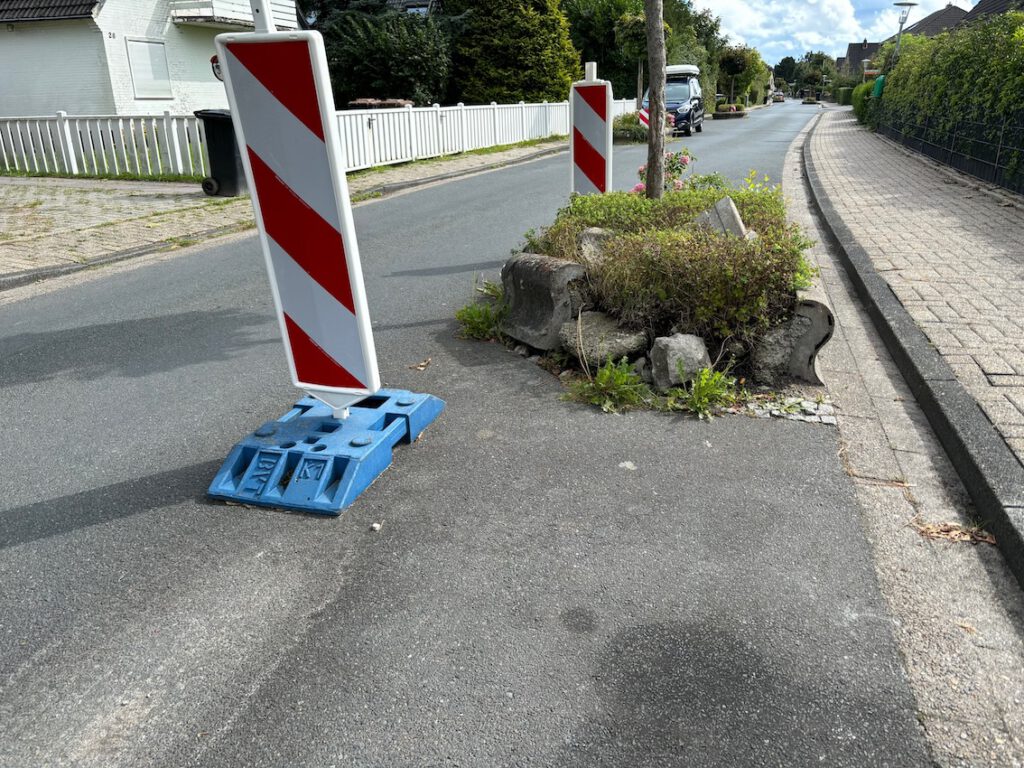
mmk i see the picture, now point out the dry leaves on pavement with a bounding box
[908,516,996,546]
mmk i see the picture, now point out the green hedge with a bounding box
[877,13,1024,133]
[852,80,874,124]
[836,87,853,106]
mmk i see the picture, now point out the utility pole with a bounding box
[644,0,665,199]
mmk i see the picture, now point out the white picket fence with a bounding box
[0,99,636,180]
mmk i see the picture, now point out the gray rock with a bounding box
[501,253,587,350]
[821,415,838,425]
[558,311,647,366]
[577,227,614,268]
[650,334,711,391]
[695,196,757,240]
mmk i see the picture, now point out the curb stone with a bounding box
[0,142,569,293]
[0,221,250,292]
[802,116,1024,590]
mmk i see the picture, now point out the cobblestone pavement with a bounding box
[787,120,1024,768]
[810,110,1024,469]
[0,139,566,283]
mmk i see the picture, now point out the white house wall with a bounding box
[0,21,116,117]
[95,0,229,115]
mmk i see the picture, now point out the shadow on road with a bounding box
[0,309,274,387]
[0,460,223,549]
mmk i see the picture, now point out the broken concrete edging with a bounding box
[803,118,1024,591]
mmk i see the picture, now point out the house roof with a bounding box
[962,0,1024,23]
[904,3,967,35]
[842,40,882,69]
[0,0,97,22]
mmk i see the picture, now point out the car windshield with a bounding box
[665,81,691,102]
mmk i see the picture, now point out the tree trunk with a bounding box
[644,0,665,200]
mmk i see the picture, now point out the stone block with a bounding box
[558,311,647,365]
[650,334,711,391]
[577,227,614,269]
[501,253,587,351]
[695,196,756,240]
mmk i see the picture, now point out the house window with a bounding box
[126,39,172,99]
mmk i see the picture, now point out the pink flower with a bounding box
[680,156,690,165]
[631,182,646,193]
[673,179,684,190]
[638,165,646,174]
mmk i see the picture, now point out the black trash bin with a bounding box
[194,109,246,197]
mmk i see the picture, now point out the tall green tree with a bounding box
[774,55,797,84]
[445,0,581,104]
[718,45,762,102]
[563,0,643,98]
[311,0,453,105]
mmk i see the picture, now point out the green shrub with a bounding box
[716,103,745,112]
[613,112,648,143]
[535,187,793,263]
[567,357,651,413]
[851,80,874,123]
[836,87,853,106]
[591,228,799,343]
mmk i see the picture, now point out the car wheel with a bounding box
[695,122,703,133]
[683,126,692,137]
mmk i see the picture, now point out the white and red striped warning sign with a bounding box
[215,31,379,412]
[637,107,649,127]
[570,64,613,195]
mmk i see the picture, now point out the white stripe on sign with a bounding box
[571,89,607,155]
[224,47,340,230]
[266,236,369,384]
[573,165,601,195]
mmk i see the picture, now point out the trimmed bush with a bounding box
[851,80,874,124]
[836,87,853,106]
[530,186,812,345]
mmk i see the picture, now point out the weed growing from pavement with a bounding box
[566,357,652,413]
[664,365,739,420]
[455,276,509,340]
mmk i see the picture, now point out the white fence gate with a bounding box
[1,99,635,180]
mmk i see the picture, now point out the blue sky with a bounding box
[690,0,975,65]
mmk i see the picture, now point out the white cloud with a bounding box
[690,0,972,64]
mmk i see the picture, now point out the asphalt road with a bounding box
[0,102,930,766]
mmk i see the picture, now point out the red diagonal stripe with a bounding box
[575,84,608,121]
[573,128,606,192]
[227,40,325,141]
[284,314,365,389]
[248,149,355,314]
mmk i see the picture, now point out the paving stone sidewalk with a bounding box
[0,139,566,286]
[809,110,1024,470]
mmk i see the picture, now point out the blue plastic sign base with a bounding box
[208,389,444,515]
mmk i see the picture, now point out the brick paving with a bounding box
[810,110,1024,469]
[0,139,565,283]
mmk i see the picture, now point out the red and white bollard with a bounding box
[570,61,613,195]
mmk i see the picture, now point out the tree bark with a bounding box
[644,0,665,199]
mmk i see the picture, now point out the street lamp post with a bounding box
[862,57,871,83]
[893,1,918,62]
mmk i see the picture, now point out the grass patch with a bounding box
[0,168,204,183]
[455,299,507,341]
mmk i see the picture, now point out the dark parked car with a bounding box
[642,64,705,137]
